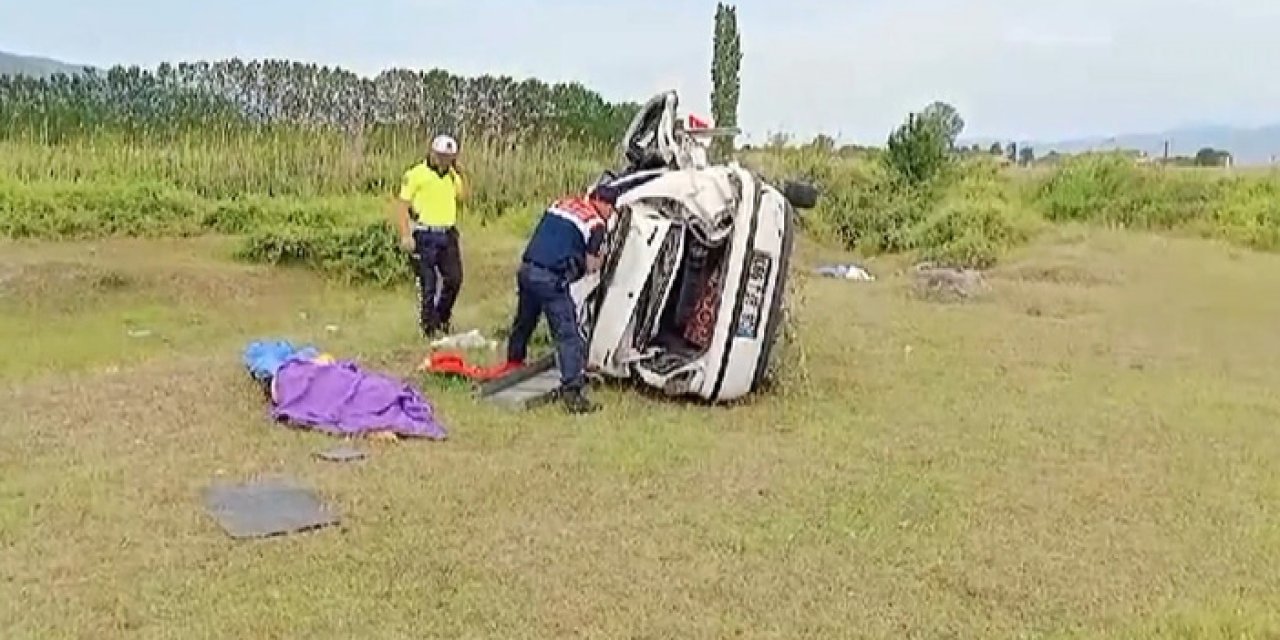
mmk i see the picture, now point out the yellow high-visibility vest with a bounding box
[398,163,463,227]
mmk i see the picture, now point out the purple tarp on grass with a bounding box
[271,358,447,440]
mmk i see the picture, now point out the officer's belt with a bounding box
[412,223,454,233]
[523,259,569,276]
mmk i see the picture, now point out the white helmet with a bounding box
[430,134,458,156]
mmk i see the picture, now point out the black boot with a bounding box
[560,387,601,415]
[421,321,443,339]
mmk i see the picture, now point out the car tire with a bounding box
[781,181,819,210]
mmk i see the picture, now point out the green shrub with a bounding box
[908,161,1036,267]
[1036,154,1133,223]
[836,178,938,254]
[236,222,410,286]
[775,155,925,254]
[0,175,382,240]
[1210,176,1280,250]
[12,129,1280,278]
[803,156,1034,267]
[0,178,203,239]
[911,195,1035,269]
[1036,154,1222,229]
[883,111,953,187]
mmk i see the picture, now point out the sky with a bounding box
[3,0,1279,146]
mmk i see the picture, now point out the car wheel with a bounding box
[781,181,819,210]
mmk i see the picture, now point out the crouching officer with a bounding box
[504,183,620,414]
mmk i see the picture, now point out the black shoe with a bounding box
[560,387,601,415]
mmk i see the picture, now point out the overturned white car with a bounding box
[571,91,818,403]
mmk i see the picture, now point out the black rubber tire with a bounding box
[782,181,819,210]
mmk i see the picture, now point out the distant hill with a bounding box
[964,124,1280,166]
[0,50,92,78]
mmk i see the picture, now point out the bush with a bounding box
[0,178,204,239]
[0,175,380,240]
[1210,176,1280,251]
[833,177,938,254]
[1036,153,1134,223]
[804,156,1033,268]
[1036,154,1221,229]
[908,162,1036,268]
[14,127,1280,280]
[765,154,926,253]
[910,196,1035,269]
[884,111,953,187]
[236,222,410,286]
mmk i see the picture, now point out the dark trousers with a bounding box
[506,263,587,391]
[409,227,463,334]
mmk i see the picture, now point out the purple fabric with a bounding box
[270,358,446,440]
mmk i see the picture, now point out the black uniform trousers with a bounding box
[409,226,463,335]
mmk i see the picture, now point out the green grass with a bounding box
[6,63,1280,638]
[0,134,611,205]
[4,226,1280,638]
[9,138,1280,272]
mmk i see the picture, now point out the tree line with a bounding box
[0,59,640,147]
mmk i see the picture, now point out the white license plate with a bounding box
[735,251,773,339]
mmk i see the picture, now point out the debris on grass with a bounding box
[430,328,492,350]
[201,476,340,540]
[815,263,875,281]
[912,262,990,303]
[314,445,367,462]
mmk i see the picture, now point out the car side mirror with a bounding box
[781,181,819,210]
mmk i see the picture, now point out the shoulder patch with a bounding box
[551,197,600,223]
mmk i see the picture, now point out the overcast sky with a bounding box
[2,0,1277,145]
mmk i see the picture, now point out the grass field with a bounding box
[4,221,1280,638]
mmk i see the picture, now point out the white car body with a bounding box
[570,91,805,403]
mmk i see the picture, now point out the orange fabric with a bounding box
[419,352,523,381]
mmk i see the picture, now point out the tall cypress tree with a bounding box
[710,3,742,162]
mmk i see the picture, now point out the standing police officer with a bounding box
[395,134,468,337]
[503,183,620,414]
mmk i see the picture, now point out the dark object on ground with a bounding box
[314,445,367,463]
[477,354,561,411]
[202,476,340,539]
[781,181,819,210]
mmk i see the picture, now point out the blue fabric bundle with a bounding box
[243,340,319,380]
